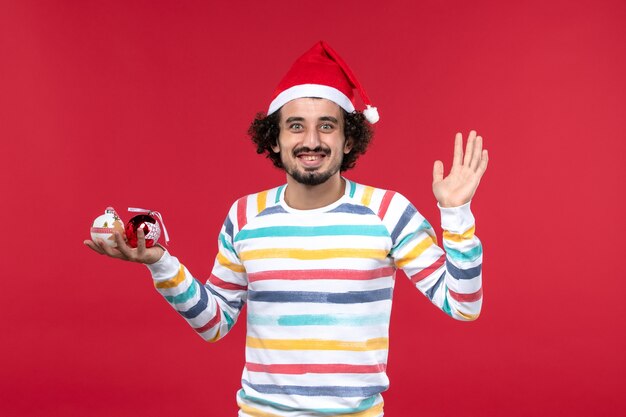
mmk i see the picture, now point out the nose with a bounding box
[303,128,321,148]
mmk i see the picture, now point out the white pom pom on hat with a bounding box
[363,105,379,124]
[267,41,380,124]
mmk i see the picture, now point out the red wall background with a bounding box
[1,1,624,416]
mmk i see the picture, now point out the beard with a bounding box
[288,166,338,186]
[283,146,342,186]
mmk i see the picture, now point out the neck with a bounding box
[283,174,345,210]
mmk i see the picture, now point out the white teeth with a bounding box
[301,156,320,161]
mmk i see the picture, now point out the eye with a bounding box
[289,123,303,131]
[319,123,335,131]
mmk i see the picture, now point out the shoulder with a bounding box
[225,184,286,231]
[344,179,414,219]
[344,179,429,238]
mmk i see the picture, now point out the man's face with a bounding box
[272,98,352,186]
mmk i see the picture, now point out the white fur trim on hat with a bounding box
[268,84,355,115]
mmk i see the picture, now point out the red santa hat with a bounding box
[267,41,379,124]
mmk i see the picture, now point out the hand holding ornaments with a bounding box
[86,207,169,264]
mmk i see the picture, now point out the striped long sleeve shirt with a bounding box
[147,179,483,417]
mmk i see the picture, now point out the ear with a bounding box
[271,142,280,153]
[344,137,354,154]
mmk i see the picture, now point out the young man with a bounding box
[86,41,488,417]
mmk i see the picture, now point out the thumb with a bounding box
[433,160,444,184]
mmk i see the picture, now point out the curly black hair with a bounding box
[248,108,373,172]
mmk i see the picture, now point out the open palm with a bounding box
[433,130,489,208]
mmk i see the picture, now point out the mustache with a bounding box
[293,146,331,156]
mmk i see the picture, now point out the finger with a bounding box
[477,149,489,175]
[136,227,146,259]
[470,135,483,171]
[84,240,106,255]
[112,232,133,259]
[433,160,444,184]
[98,238,124,259]
[463,130,476,167]
[452,132,463,169]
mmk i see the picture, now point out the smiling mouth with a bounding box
[298,154,325,171]
[298,154,325,161]
[294,146,329,166]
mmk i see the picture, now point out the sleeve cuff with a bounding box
[438,201,475,233]
[145,251,181,282]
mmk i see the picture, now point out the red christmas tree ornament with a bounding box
[125,208,170,248]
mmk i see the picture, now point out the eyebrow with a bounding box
[284,116,339,123]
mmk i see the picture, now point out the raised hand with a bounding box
[84,228,164,264]
[432,130,489,208]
